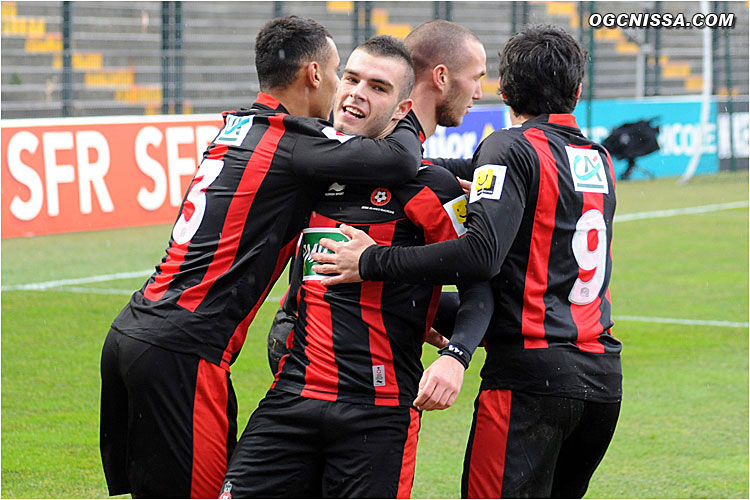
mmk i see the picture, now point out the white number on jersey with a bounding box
[568,209,607,305]
[172,158,224,244]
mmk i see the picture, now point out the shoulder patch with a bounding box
[469,164,507,203]
[565,146,609,194]
[443,195,468,236]
[215,114,254,145]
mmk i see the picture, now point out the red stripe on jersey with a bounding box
[403,186,460,244]
[177,114,287,312]
[144,144,229,302]
[191,359,230,499]
[362,221,399,406]
[361,281,399,406]
[521,128,559,349]
[571,191,606,354]
[143,241,190,301]
[467,389,512,499]
[603,147,617,191]
[220,236,297,370]
[308,211,339,228]
[396,408,421,499]
[548,113,578,128]
[300,280,339,401]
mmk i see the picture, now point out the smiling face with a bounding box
[333,48,412,138]
[436,38,486,127]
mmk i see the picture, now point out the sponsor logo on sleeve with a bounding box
[215,115,254,145]
[469,164,507,203]
[322,126,355,143]
[443,195,468,236]
[566,146,609,194]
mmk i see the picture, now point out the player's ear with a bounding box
[392,98,413,120]
[573,82,582,106]
[432,64,448,90]
[306,61,322,89]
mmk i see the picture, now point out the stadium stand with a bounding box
[1,1,747,119]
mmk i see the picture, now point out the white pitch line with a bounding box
[57,286,137,296]
[614,315,748,328]
[5,280,744,328]
[614,200,748,223]
[1,269,153,291]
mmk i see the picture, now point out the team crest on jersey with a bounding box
[566,146,609,194]
[219,481,232,499]
[443,195,468,236]
[372,365,386,386]
[215,115,254,145]
[469,164,507,203]
[370,188,391,206]
[321,126,355,143]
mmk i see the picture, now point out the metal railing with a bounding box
[1,0,747,119]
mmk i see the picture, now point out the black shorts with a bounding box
[462,389,620,498]
[221,389,421,498]
[100,328,238,498]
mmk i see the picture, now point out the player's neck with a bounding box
[509,108,536,126]
[409,87,439,139]
[265,83,323,120]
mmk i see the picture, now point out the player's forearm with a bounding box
[432,291,459,339]
[438,280,494,368]
[360,225,502,284]
[296,114,422,185]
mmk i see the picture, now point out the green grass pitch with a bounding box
[2,171,748,498]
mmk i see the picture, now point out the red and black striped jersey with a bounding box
[361,114,622,402]
[110,93,422,370]
[271,161,470,406]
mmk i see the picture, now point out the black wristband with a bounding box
[437,342,471,369]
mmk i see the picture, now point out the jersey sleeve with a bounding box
[432,291,459,338]
[425,157,474,180]
[397,165,468,244]
[447,280,494,362]
[287,112,422,185]
[360,130,532,284]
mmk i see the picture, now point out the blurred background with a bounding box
[1,1,747,117]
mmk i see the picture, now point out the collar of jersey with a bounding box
[531,113,579,129]
[407,110,427,145]
[255,92,288,113]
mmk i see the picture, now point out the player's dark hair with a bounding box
[357,35,415,99]
[254,15,333,91]
[498,24,587,115]
[405,20,481,76]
